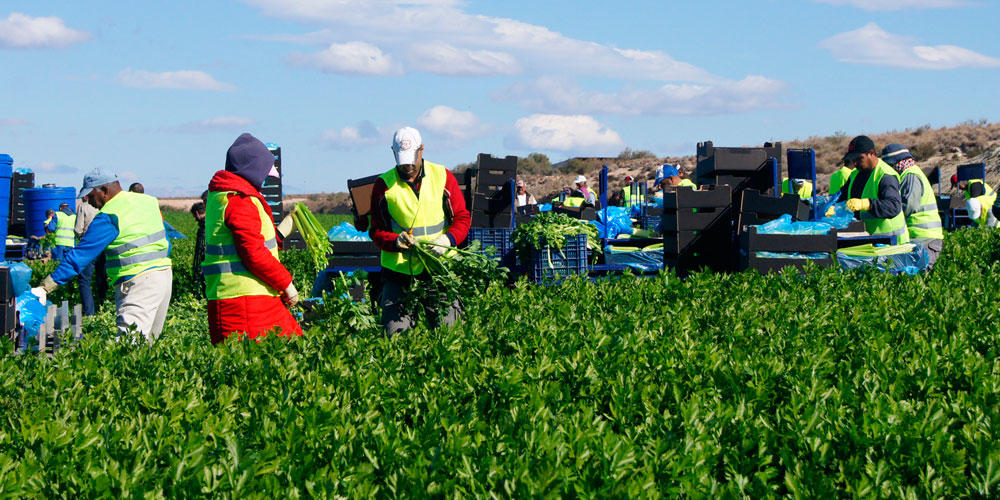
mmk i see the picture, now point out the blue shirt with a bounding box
[50,213,171,286]
[45,217,57,234]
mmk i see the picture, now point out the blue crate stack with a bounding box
[528,234,588,283]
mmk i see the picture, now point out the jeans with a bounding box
[78,260,95,316]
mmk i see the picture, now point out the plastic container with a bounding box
[467,227,514,267]
[0,155,12,257]
[528,234,588,283]
[24,186,76,238]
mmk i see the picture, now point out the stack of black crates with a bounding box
[661,185,733,275]
[695,141,783,196]
[8,170,33,237]
[263,144,304,249]
[736,189,809,233]
[468,154,516,229]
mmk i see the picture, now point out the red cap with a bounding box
[950,174,958,187]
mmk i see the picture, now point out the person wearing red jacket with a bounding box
[369,127,470,335]
[202,133,302,345]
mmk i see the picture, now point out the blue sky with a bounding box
[1,0,998,197]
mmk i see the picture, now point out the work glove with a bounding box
[825,205,837,217]
[30,287,47,305]
[395,231,417,251]
[277,205,297,238]
[846,198,871,212]
[282,282,299,307]
[428,234,451,256]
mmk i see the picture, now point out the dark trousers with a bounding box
[94,253,109,311]
[78,260,96,316]
[380,271,460,336]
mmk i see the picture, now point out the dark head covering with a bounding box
[225,133,274,189]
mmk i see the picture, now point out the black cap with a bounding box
[842,135,876,164]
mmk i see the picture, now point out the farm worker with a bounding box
[30,169,173,341]
[53,203,77,261]
[369,126,471,336]
[203,133,302,345]
[657,165,696,190]
[781,178,813,198]
[515,179,537,207]
[190,200,207,298]
[829,161,854,195]
[620,175,645,207]
[957,176,997,225]
[128,182,144,194]
[956,177,994,202]
[837,135,909,245]
[881,143,944,268]
[74,198,99,316]
[965,197,999,228]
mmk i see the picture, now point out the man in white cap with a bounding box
[515,179,536,207]
[573,175,596,205]
[31,168,173,341]
[368,126,471,336]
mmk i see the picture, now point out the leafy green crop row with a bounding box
[3,218,1000,497]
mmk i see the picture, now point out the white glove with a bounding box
[428,234,451,256]
[396,232,417,250]
[277,206,297,238]
[283,282,299,307]
[30,287,47,305]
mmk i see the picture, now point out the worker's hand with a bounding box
[825,205,837,217]
[29,287,47,305]
[395,232,417,251]
[282,282,299,307]
[277,207,297,238]
[428,234,451,256]
[846,198,871,212]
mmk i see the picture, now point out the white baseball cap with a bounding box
[574,175,587,184]
[392,127,423,166]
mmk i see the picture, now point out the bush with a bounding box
[517,153,553,174]
[617,148,657,160]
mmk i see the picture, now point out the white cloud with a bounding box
[820,23,1000,69]
[319,120,383,149]
[169,116,257,133]
[416,106,488,142]
[114,68,237,91]
[241,0,720,82]
[34,161,78,174]
[286,42,403,76]
[813,0,971,10]
[506,114,624,154]
[493,76,788,116]
[407,42,520,76]
[0,13,91,49]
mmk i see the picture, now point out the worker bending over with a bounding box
[369,127,470,336]
[837,135,909,244]
[203,133,302,345]
[881,143,944,267]
[32,169,173,341]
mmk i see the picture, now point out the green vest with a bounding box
[899,165,943,241]
[829,166,854,195]
[99,191,172,283]
[678,179,697,189]
[379,161,454,275]
[202,191,281,300]
[847,159,910,245]
[55,212,77,247]
[563,197,586,207]
[622,185,645,206]
[965,180,997,226]
[781,179,814,198]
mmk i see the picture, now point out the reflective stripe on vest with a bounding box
[202,191,281,300]
[99,191,172,283]
[622,185,645,206]
[379,161,453,275]
[55,213,77,247]
[847,159,910,245]
[900,166,943,240]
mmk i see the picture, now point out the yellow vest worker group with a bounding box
[55,212,77,247]
[99,191,172,283]
[202,191,281,300]
[899,165,944,241]
[621,185,645,206]
[847,160,910,245]
[379,161,454,275]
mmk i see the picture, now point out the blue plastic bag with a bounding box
[2,261,33,296]
[327,222,370,241]
[756,214,834,235]
[593,206,633,239]
[538,203,552,212]
[836,242,929,274]
[16,291,47,344]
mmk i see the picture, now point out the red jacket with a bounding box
[208,171,293,292]
[369,164,470,252]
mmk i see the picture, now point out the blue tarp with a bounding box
[327,222,370,241]
[163,221,187,239]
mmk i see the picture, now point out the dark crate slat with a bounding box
[330,240,378,254]
[661,185,732,209]
[740,226,837,253]
[327,255,380,268]
[740,253,833,274]
[739,189,809,219]
[660,207,733,232]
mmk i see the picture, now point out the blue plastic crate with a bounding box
[638,215,661,232]
[468,227,514,266]
[528,234,588,283]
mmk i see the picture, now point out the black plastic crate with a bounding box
[740,252,833,274]
[660,184,732,209]
[528,234,588,283]
[662,228,732,256]
[738,226,836,273]
[661,206,733,232]
[696,141,783,177]
[467,227,514,266]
